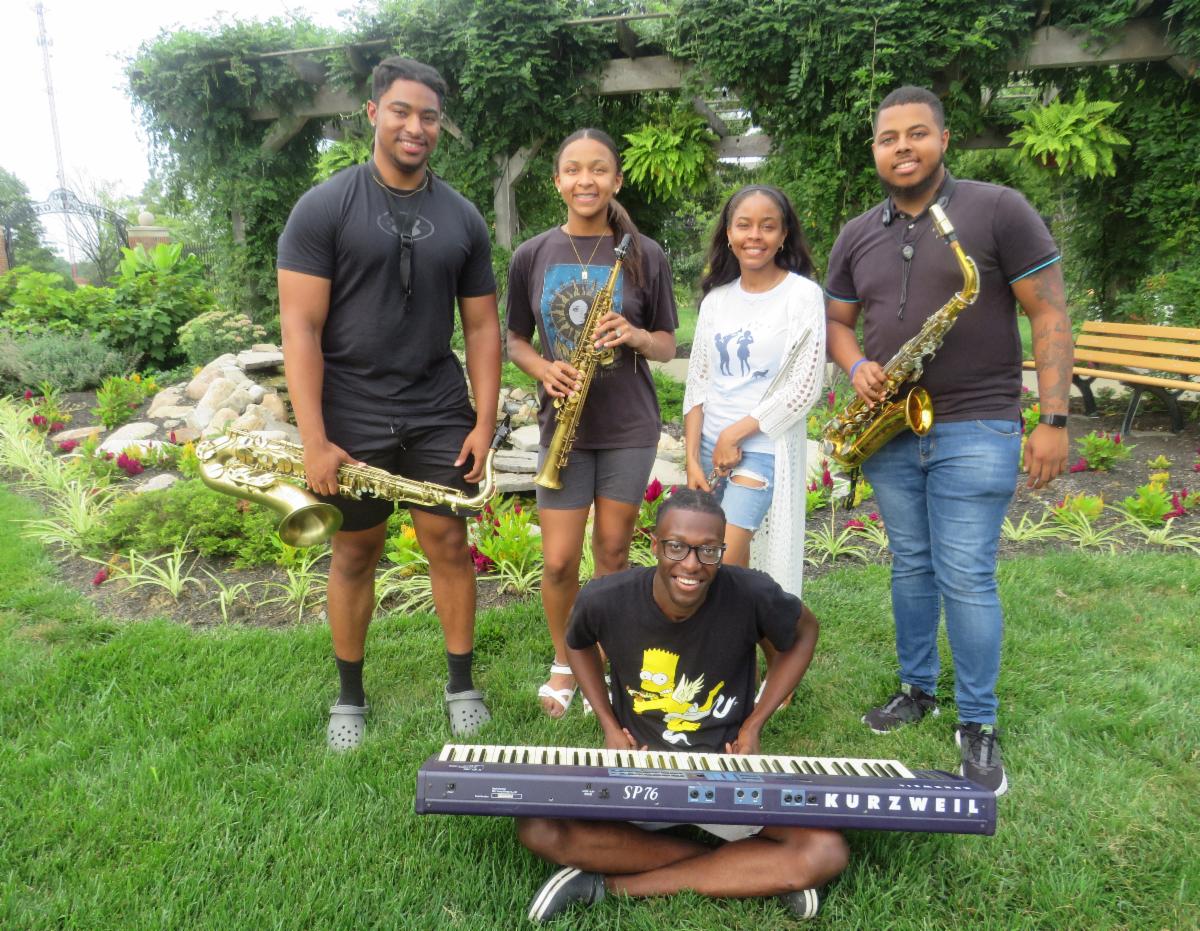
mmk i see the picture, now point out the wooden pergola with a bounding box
[245,12,1195,247]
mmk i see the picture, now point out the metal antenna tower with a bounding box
[35,1,75,266]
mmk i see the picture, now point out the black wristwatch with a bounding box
[1038,413,1068,428]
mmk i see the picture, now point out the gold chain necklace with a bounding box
[370,170,430,198]
[564,229,604,280]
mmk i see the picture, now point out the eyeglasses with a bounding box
[659,539,726,565]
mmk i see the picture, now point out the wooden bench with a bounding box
[1022,320,1200,434]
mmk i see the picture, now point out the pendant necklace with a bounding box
[564,229,604,280]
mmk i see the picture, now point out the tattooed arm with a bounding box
[1011,263,1073,488]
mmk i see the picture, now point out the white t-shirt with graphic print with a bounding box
[698,273,802,454]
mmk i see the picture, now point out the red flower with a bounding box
[845,518,865,530]
[23,389,33,400]
[826,390,836,409]
[807,479,818,492]
[58,439,79,453]
[30,413,48,427]
[1112,433,1122,445]
[116,453,144,476]
[50,421,65,432]
[92,568,109,586]
[168,431,177,444]
[1069,458,1089,473]
[644,477,663,503]
[821,466,833,489]
[468,544,494,575]
[868,512,881,522]
[514,503,522,515]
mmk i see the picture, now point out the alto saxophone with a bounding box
[534,233,633,490]
[196,419,511,547]
[822,204,979,469]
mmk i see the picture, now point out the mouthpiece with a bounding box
[614,233,633,259]
[930,203,957,243]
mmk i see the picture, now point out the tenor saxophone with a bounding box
[821,204,979,469]
[196,419,511,547]
[534,233,633,490]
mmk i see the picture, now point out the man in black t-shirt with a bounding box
[518,490,849,923]
[277,57,501,749]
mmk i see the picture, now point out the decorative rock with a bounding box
[206,408,240,436]
[236,349,285,371]
[493,449,539,474]
[187,406,215,431]
[198,377,237,412]
[258,424,301,443]
[648,457,687,489]
[162,419,182,430]
[136,473,179,494]
[231,405,267,432]
[222,366,254,387]
[657,432,682,452]
[146,387,184,417]
[51,425,104,443]
[223,388,253,415]
[250,343,279,353]
[100,435,168,457]
[509,387,528,402]
[185,368,219,401]
[102,421,158,448]
[247,384,266,403]
[151,405,196,420]
[496,473,537,494]
[259,392,288,422]
[168,427,201,444]
[509,423,542,452]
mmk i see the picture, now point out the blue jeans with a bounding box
[861,419,1021,724]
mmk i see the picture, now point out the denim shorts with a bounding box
[699,435,775,531]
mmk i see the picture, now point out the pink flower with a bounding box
[826,390,836,409]
[58,439,79,453]
[821,466,833,489]
[1113,433,1122,445]
[116,453,144,476]
[104,452,114,461]
[468,544,494,575]
[868,512,881,522]
[50,421,65,432]
[514,503,522,515]
[807,479,818,492]
[168,431,177,444]
[23,389,33,400]
[1021,385,1031,394]
[1069,458,1089,473]
[845,518,865,530]
[92,568,109,586]
[30,413,48,427]
[644,477,663,503]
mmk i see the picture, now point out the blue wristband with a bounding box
[849,358,868,381]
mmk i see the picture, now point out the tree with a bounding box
[0,167,59,273]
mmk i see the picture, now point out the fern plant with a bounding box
[622,112,713,203]
[1009,91,1130,179]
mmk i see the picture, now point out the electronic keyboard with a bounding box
[414,744,996,835]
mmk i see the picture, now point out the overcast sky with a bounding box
[1,1,353,248]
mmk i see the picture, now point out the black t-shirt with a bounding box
[825,175,1059,422]
[566,566,802,752]
[506,229,678,449]
[277,164,495,412]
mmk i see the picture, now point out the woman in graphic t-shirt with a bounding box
[506,128,678,719]
[684,185,826,683]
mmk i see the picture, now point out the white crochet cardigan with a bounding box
[683,273,827,597]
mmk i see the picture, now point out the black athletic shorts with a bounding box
[315,400,478,530]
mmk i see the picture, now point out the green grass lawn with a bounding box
[1,486,1197,929]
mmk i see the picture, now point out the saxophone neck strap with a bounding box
[881,171,958,227]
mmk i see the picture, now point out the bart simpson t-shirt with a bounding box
[566,565,801,751]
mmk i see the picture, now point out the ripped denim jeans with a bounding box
[699,435,775,531]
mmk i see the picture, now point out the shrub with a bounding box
[1075,431,1134,471]
[0,330,137,395]
[91,374,157,429]
[86,478,283,567]
[177,307,269,366]
[653,369,684,424]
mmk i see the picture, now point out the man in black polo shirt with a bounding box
[277,57,501,749]
[825,86,1073,795]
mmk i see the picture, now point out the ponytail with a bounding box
[607,200,644,289]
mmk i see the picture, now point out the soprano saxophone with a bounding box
[821,204,979,469]
[196,420,511,547]
[534,233,633,490]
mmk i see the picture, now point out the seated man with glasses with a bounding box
[518,489,848,923]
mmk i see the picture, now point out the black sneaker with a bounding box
[862,684,939,734]
[957,722,1008,796]
[779,886,823,920]
[527,867,606,923]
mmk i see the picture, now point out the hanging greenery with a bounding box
[1009,92,1130,178]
